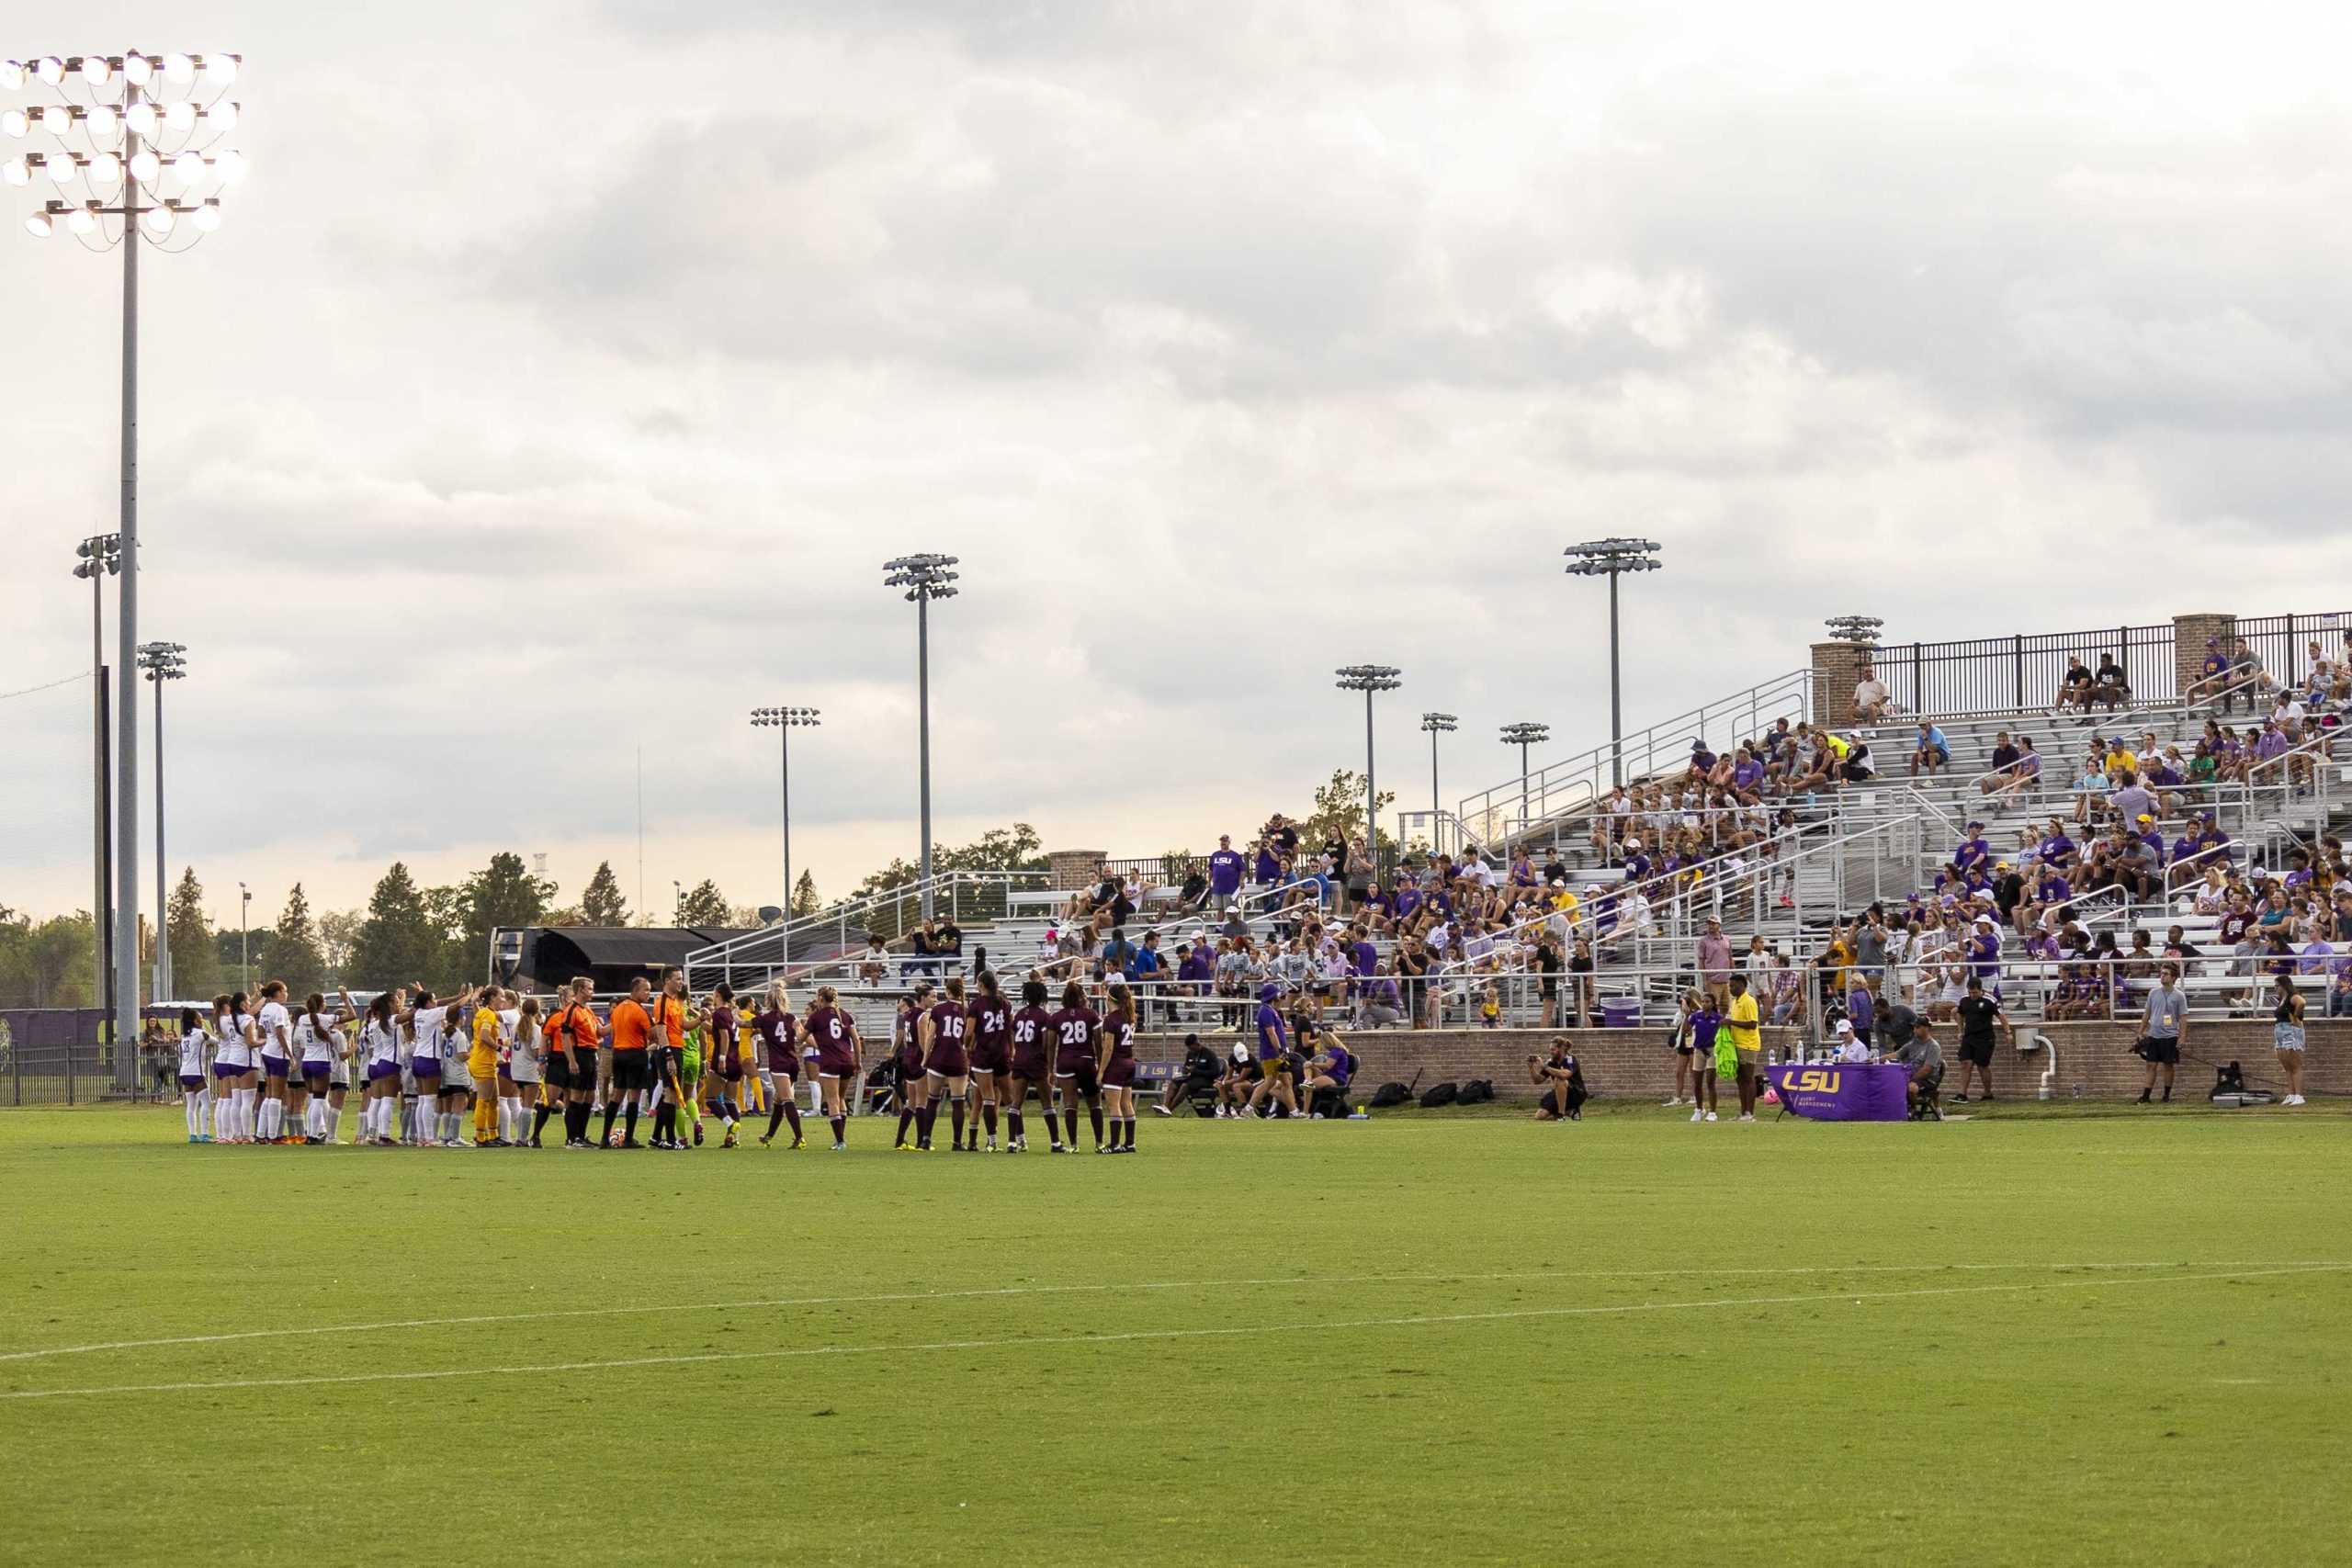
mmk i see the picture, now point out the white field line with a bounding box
[2,1258,2339,1365]
[6,1262,2345,1402]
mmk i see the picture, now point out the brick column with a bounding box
[1810,641,1866,728]
[1046,850,1106,891]
[2173,611,2235,699]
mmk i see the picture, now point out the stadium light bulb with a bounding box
[24,209,51,236]
[169,151,201,183]
[0,60,26,90]
[35,56,66,87]
[125,101,156,137]
[213,148,245,183]
[1,109,24,138]
[163,53,195,85]
[163,99,196,133]
[65,202,96,234]
[80,54,112,86]
[86,150,118,184]
[141,203,172,234]
[46,152,77,184]
[203,100,236,135]
[86,104,117,141]
[191,197,220,231]
[38,104,74,135]
[128,148,159,183]
[1,156,25,186]
[122,52,153,86]
[206,53,238,85]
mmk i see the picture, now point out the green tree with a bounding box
[851,824,1046,941]
[0,910,97,1008]
[675,879,731,926]
[349,863,447,989]
[579,861,628,927]
[790,870,820,919]
[316,908,363,986]
[215,922,270,992]
[164,867,217,1000]
[1299,769,1396,858]
[269,883,327,995]
[453,852,558,952]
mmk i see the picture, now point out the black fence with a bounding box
[0,1009,165,1106]
[2233,613,2352,692]
[1876,624,2175,719]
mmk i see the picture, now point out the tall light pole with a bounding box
[1564,537,1662,788]
[1498,721,1550,830]
[750,706,820,921]
[237,881,250,994]
[1335,666,1402,877]
[138,641,185,999]
[883,554,958,919]
[1419,712,1456,835]
[72,534,120,1020]
[9,48,249,1071]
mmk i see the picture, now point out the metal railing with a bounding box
[684,870,1050,991]
[2230,613,2351,694]
[1873,624,2177,719]
[1449,669,1815,849]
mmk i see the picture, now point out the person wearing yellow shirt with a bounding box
[468,993,506,1146]
[1724,973,1763,1122]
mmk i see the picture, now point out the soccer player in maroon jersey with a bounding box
[753,980,805,1148]
[1099,978,1139,1153]
[1050,979,1105,1153]
[918,975,972,1152]
[806,985,862,1151]
[1007,976,1056,1153]
[892,984,931,1151]
[964,969,1012,1153]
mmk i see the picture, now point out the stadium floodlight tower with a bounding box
[882,554,958,919]
[1335,666,1402,877]
[8,46,246,1067]
[1497,720,1551,832]
[1563,536,1660,787]
[1825,615,1883,646]
[137,640,187,999]
[1419,712,1457,831]
[72,534,122,1023]
[749,706,820,922]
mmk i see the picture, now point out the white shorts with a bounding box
[510,1061,543,1086]
[325,1058,351,1089]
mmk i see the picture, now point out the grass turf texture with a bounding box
[3,1102,2346,1567]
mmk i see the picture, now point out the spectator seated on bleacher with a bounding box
[1909,721,1952,777]
[857,931,891,986]
[1855,665,1893,723]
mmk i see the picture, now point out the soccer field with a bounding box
[3,1103,2346,1567]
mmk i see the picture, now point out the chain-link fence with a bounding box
[0,1009,164,1106]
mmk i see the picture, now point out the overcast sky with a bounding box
[4,1,2349,930]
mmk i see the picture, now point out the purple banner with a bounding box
[1767,1062,1911,1122]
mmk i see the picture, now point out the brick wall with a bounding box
[1136,1021,2346,1101]
[1046,850,1106,891]
[2173,611,2235,696]
[1810,641,1870,728]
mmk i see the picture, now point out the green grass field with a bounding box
[3,1100,2346,1566]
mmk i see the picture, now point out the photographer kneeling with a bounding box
[1528,1036,1587,1122]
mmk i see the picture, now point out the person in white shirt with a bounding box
[253,981,297,1144]
[209,990,258,1144]
[290,989,355,1144]
[1855,671,1892,722]
[356,992,404,1145]
[175,1008,214,1143]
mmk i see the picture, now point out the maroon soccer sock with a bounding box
[829,1114,845,1145]
[1089,1105,1105,1147]
[1062,1106,1078,1146]
[784,1103,802,1139]
[1122,1117,1135,1149]
[950,1102,967,1146]
[916,1104,936,1147]
[982,1104,998,1139]
[1007,1110,1023,1144]
[895,1108,914,1146]
[766,1103,787,1139]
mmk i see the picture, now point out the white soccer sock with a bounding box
[239,1089,260,1140]
[503,1097,522,1142]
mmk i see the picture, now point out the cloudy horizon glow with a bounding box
[4,1,2348,931]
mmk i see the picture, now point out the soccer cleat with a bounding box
[1690,1108,1705,1123]
[1662,1098,1682,1108]
[1703,1111,1719,1122]
[1049,1143,1067,1154]
[985,1137,998,1152]
[758,1133,773,1146]
[789,1136,805,1149]
[1153,1104,1171,1116]
[1737,1113,1755,1122]
[722,1130,738,1149]
[693,1122,705,1146]
[830,1141,846,1152]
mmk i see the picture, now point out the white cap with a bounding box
[1834,1020,1854,1035]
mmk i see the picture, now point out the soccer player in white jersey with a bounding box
[253,980,297,1144]
[291,989,355,1144]
[209,991,258,1144]
[356,992,404,1145]
[175,1008,214,1143]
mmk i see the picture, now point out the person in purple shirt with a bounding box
[1207,836,1246,899]
[1252,842,1283,886]
[1349,931,1377,976]
[1953,824,1992,876]
[2038,825,2076,868]
[1731,750,1765,797]
[1392,881,1423,924]
[1248,984,1296,1118]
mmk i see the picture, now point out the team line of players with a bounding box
[169,967,1157,1155]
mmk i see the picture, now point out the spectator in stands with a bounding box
[1205,835,1246,907]
[858,931,891,987]
[2069,755,2109,824]
[2053,654,2097,716]
[1174,861,1210,913]
[1909,720,1951,777]
[1352,962,1405,1029]
[1127,930,1164,987]
[1975,730,2019,794]
[1855,665,1892,723]
[1695,917,1733,1010]
[2093,652,2131,709]
[2184,638,2233,706]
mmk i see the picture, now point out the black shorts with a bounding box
[610,1052,650,1093]
[1959,1037,1995,1068]
[1057,1063,1100,1096]
[546,1051,582,1090]
[2137,1035,2180,1066]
